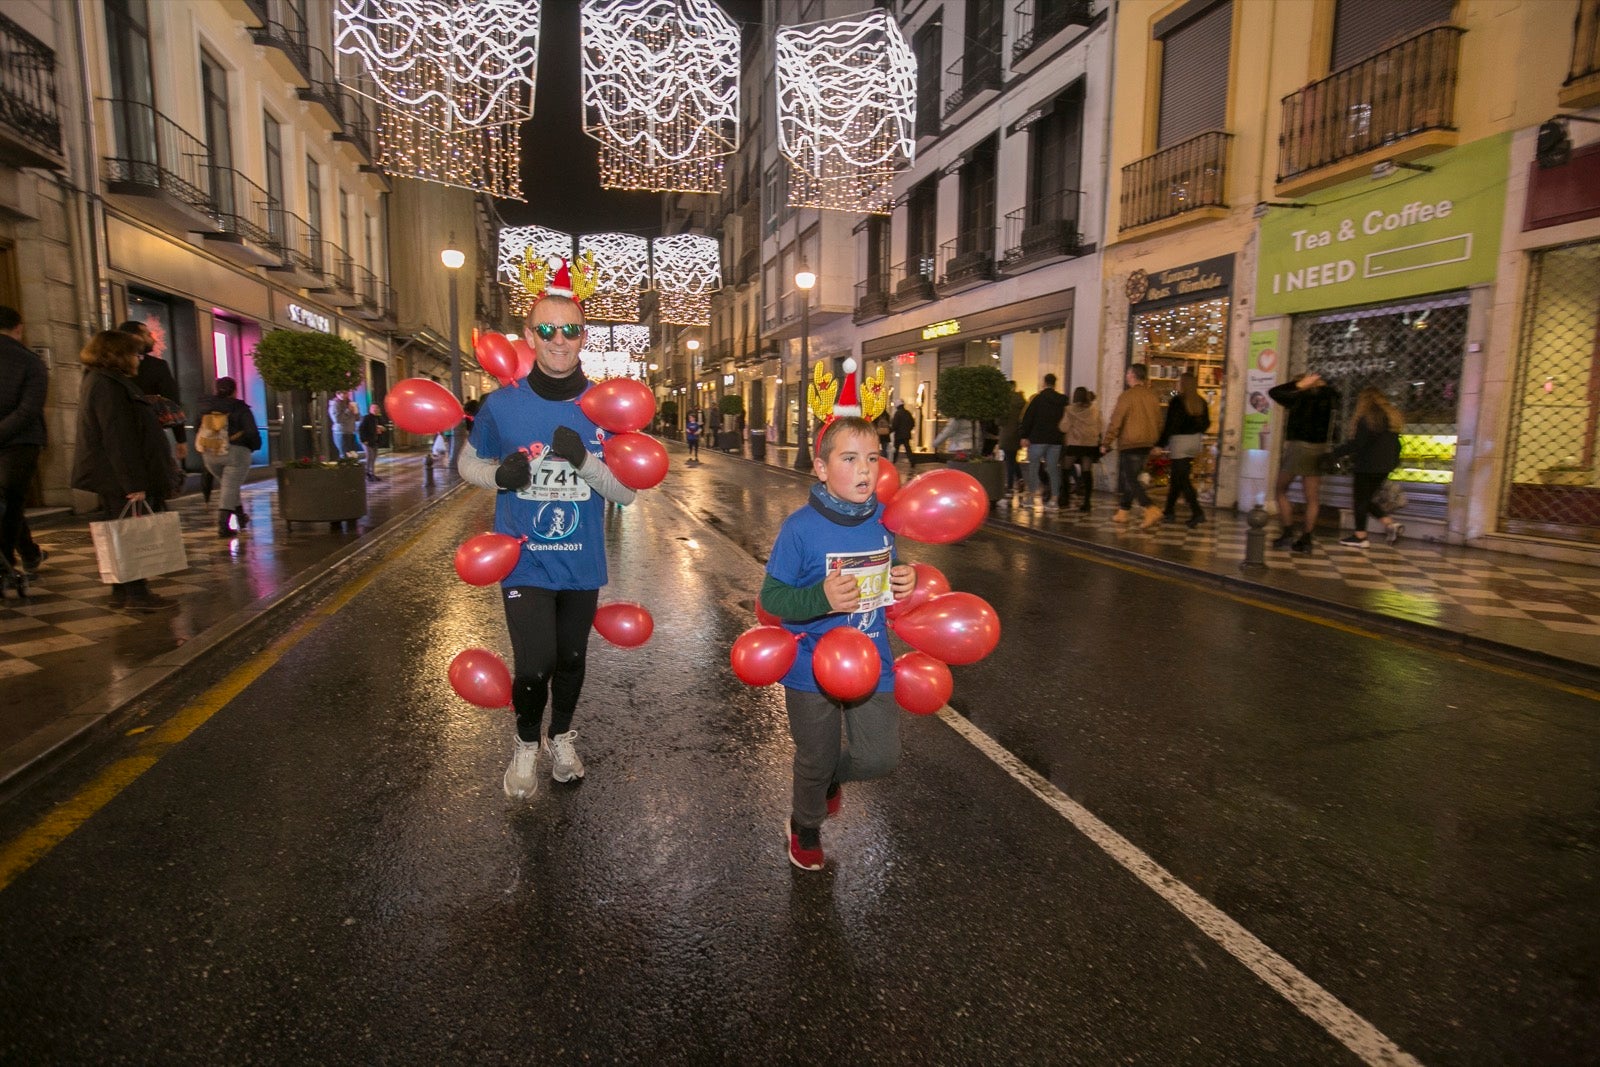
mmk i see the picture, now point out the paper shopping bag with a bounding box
[89,502,188,585]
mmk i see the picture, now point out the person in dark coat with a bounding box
[0,305,47,594]
[73,329,180,611]
[358,402,385,482]
[1017,373,1068,508]
[1156,372,1212,527]
[121,319,186,466]
[1328,386,1405,548]
[890,400,915,464]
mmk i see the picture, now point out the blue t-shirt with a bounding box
[685,417,701,441]
[469,382,609,591]
[765,501,897,694]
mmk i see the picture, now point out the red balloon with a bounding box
[593,602,653,647]
[579,378,657,434]
[894,651,953,715]
[811,626,882,702]
[475,332,519,385]
[602,433,669,490]
[890,592,1000,665]
[755,599,781,626]
[881,468,988,544]
[886,562,952,620]
[386,378,464,436]
[512,338,535,381]
[454,532,521,586]
[449,647,512,708]
[730,625,799,687]
[874,459,902,504]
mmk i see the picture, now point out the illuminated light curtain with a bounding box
[372,112,523,197]
[588,324,651,355]
[499,225,573,314]
[651,233,721,326]
[578,232,650,323]
[775,10,916,214]
[580,349,648,381]
[581,0,739,193]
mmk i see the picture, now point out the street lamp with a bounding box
[793,261,816,470]
[440,239,465,401]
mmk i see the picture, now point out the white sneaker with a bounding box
[503,737,540,799]
[546,730,585,782]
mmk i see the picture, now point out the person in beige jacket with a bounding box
[1100,363,1163,529]
[1058,387,1101,513]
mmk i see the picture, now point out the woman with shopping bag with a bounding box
[72,329,184,611]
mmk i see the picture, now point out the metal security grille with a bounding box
[1501,241,1600,541]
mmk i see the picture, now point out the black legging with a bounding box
[1351,472,1390,534]
[1164,457,1201,520]
[503,586,600,743]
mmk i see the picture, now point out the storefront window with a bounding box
[1292,293,1467,486]
[1502,240,1600,538]
[1130,294,1230,503]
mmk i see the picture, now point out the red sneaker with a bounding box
[825,782,842,818]
[787,819,824,871]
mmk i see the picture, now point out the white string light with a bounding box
[581,0,739,193]
[578,232,650,323]
[372,110,523,197]
[651,233,721,326]
[775,10,916,214]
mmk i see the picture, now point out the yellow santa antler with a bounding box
[568,250,600,303]
[860,365,888,421]
[517,249,551,300]
[806,360,837,421]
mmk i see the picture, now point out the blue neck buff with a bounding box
[810,481,878,520]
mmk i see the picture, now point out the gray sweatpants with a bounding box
[785,688,900,830]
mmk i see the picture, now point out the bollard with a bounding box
[423,452,435,486]
[1241,503,1268,569]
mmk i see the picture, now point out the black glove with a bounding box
[495,450,531,491]
[549,425,588,470]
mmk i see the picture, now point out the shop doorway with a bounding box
[1130,294,1230,505]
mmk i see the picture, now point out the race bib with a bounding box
[516,456,591,502]
[828,547,893,614]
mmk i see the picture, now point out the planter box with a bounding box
[277,464,368,527]
[946,458,1005,504]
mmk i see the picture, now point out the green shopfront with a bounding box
[1253,133,1509,536]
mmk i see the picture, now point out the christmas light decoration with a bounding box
[578,233,650,323]
[581,0,740,193]
[775,10,916,214]
[651,233,721,326]
[589,324,651,355]
[500,226,573,314]
[373,110,523,197]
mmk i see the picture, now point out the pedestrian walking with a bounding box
[0,306,47,595]
[873,408,892,458]
[192,376,261,537]
[1268,372,1341,553]
[1157,372,1211,527]
[358,403,385,482]
[1328,387,1405,548]
[684,409,702,461]
[1101,364,1163,530]
[458,280,638,801]
[761,416,917,871]
[890,400,915,464]
[73,330,179,611]
[997,380,1026,502]
[329,390,360,459]
[1058,387,1100,514]
[121,319,187,486]
[1017,373,1068,509]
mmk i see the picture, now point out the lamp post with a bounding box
[440,240,465,400]
[793,262,816,470]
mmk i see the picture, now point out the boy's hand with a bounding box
[823,561,859,613]
[889,563,916,600]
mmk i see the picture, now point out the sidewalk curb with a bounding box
[0,482,468,800]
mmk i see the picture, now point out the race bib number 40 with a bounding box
[516,456,591,501]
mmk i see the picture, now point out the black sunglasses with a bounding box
[533,322,585,340]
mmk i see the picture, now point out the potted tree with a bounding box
[658,399,679,438]
[936,364,1010,504]
[253,328,367,528]
[717,394,745,452]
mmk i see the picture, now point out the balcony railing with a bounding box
[943,48,1002,118]
[354,264,396,322]
[250,0,311,80]
[269,208,325,277]
[207,165,276,249]
[1278,26,1463,184]
[1001,188,1085,270]
[1011,0,1094,64]
[0,12,62,166]
[854,276,890,323]
[298,45,341,121]
[887,257,936,309]
[331,85,377,165]
[1120,130,1231,231]
[1568,0,1600,87]
[102,98,214,216]
[937,229,998,292]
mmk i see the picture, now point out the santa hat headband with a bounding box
[807,358,890,445]
[519,249,600,305]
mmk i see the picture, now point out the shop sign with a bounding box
[1256,133,1508,316]
[1125,255,1233,310]
[1243,330,1279,450]
[921,319,960,340]
[723,373,735,385]
[895,351,917,364]
[288,303,332,333]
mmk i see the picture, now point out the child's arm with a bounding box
[889,563,916,600]
[761,561,859,617]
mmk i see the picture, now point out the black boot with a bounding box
[233,506,251,529]
[217,510,234,537]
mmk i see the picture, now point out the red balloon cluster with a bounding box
[512,338,535,381]
[812,626,881,701]
[593,602,653,648]
[754,599,781,627]
[454,532,521,586]
[603,433,669,490]
[449,648,512,708]
[886,562,950,620]
[882,469,988,544]
[890,591,1000,666]
[874,460,902,504]
[386,378,463,436]
[580,378,656,434]
[893,651,952,715]
[475,332,520,386]
[730,625,799,686]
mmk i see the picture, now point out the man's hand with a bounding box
[175,443,188,461]
[889,563,916,601]
[1297,373,1323,389]
[823,561,859,613]
[495,450,531,491]
[549,425,588,470]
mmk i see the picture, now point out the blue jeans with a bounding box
[1117,447,1153,508]
[1025,443,1062,502]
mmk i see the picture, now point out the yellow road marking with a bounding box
[0,515,443,892]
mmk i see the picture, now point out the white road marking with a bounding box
[938,707,1424,1067]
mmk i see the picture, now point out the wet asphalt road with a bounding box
[0,453,1594,1064]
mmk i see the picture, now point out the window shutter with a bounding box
[1157,1,1232,149]
[1331,0,1454,70]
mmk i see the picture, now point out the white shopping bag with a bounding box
[89,501,188,585]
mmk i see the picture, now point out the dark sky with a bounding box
[496,0,766,239]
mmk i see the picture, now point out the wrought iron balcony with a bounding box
[1563,0,1600,107]
[1001,189,1086,272]
[249,0,312,82]
[331,86,379,169]
[937,230,998,295]
[354,265,397,326]
[1011,0,1095,66]
[854,276,890,324]
[317,246,363,307]
[1278,26,1463,186]
[102,99,219,234]
[887,257,936,311]
[1120,130,1231,232]
[203,166,280,266]
[265,209,328,288]
[943,48,1002,119]
[0,12,62,168]
[297,45,341,127]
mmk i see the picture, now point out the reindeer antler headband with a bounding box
[518,249,601,305]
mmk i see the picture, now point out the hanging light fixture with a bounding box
[651,233,722,326]
[577,232,650,323]
[581,0,740,193]
[776,9,916,214]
